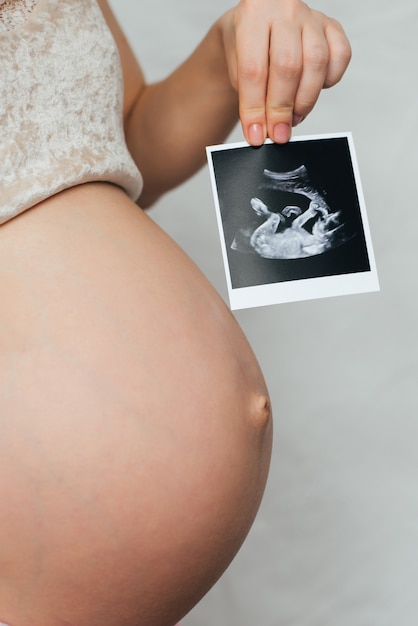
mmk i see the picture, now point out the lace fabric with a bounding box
[0,0,143,223]
[0,0,38,31]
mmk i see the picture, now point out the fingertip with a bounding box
[272,122,291,143]
[247,123,265,146]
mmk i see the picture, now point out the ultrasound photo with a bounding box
[206,133,379,310]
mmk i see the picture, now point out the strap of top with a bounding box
[0,0,38,32]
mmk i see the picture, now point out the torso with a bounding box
[0,3,272,624]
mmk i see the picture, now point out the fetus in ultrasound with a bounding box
[231,165,351,260]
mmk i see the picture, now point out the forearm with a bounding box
[125,15,238,207]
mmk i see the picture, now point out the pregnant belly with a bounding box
[0,182,272,626]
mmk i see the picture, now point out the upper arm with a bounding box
[96,0,146,124]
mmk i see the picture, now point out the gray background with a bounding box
[110,2,418,624]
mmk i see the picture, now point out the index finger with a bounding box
[234,11,272,146]
[265,20,304,143]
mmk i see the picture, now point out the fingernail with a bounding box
[273,123,291,143]
[292,114,304,127]
[248,123,264,146]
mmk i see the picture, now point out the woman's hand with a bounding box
[218,0,351,145]
[107,0,351,204]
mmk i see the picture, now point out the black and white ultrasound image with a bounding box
[210,137,370,289]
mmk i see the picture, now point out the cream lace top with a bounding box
[0,0,143,224]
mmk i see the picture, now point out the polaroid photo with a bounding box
[206,132,379,310]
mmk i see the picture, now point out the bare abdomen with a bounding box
[0,183,272,626]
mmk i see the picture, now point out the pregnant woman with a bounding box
[0,1,350,624]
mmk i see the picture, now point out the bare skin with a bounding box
[0,183,272,626]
